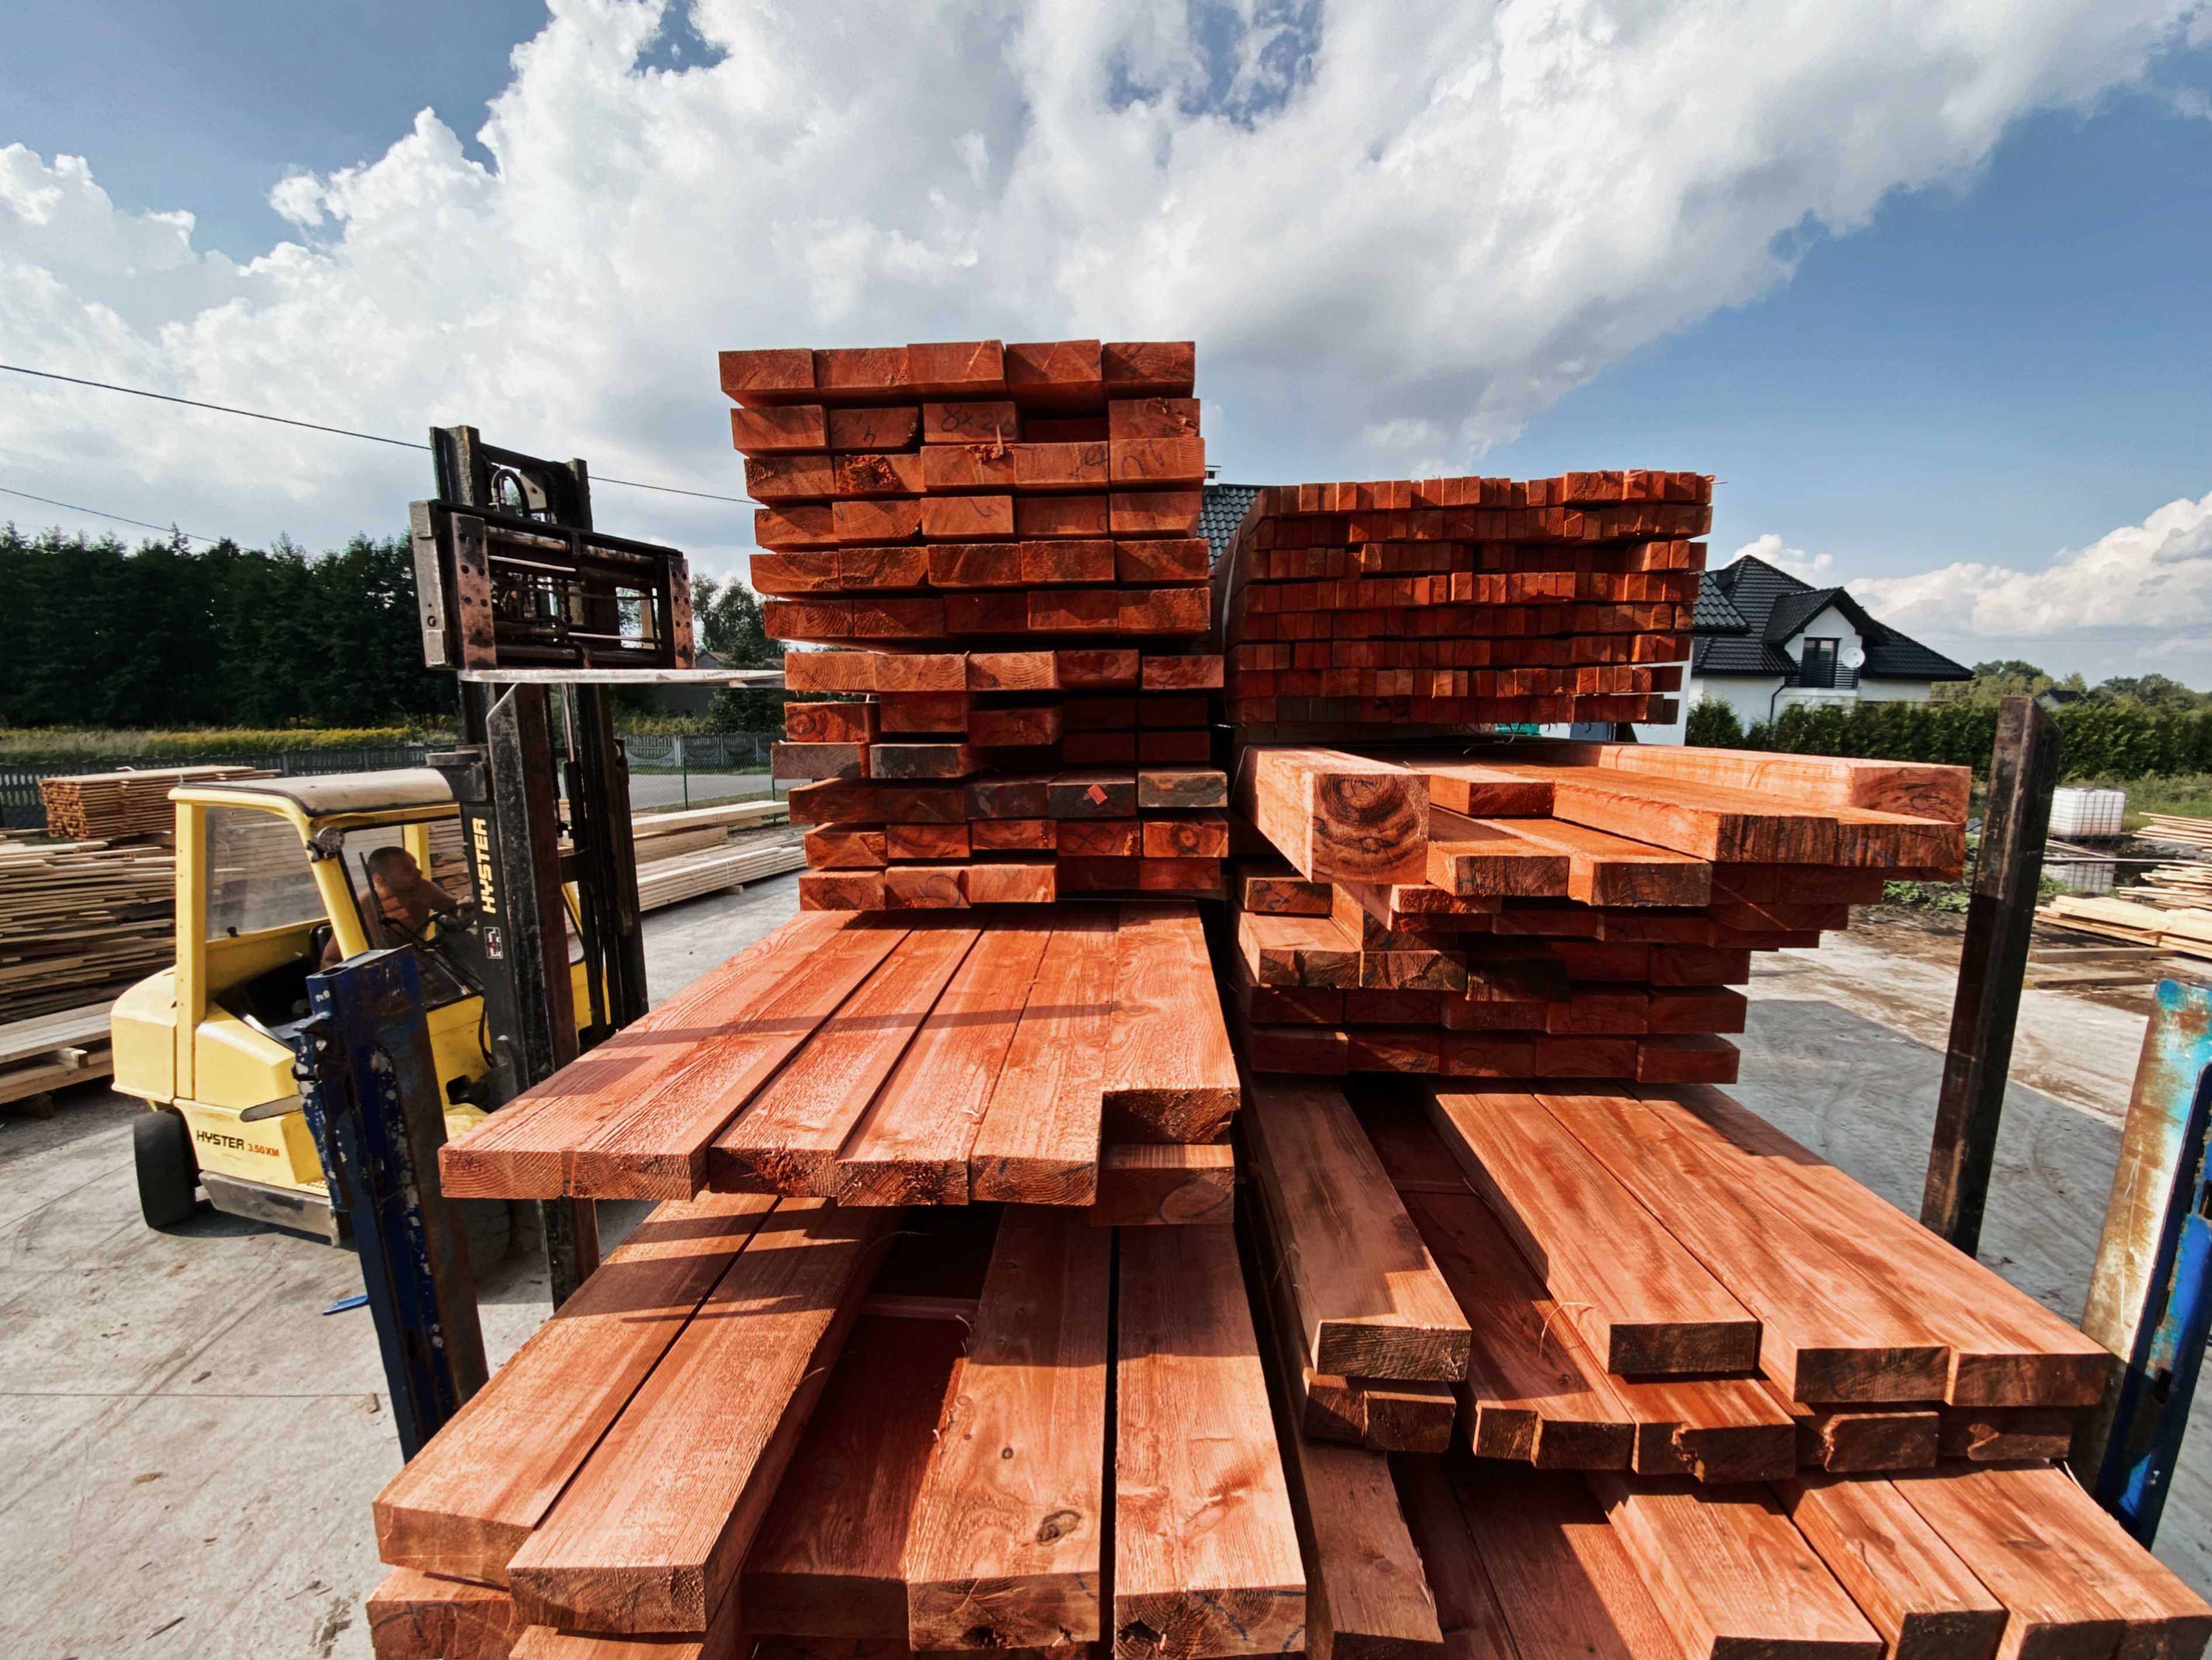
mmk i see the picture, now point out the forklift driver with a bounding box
[321,845,470,967]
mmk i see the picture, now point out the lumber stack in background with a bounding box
[1214,474,1704,735]
[36,764,270,840]
[0,834,175,1024]
[1226,741,1970,1082]
[717,337,1229,910]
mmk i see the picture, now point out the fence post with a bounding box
[1919,695,2064,1253]
[676,733,689,810]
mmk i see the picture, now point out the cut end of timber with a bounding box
[507,1561,709,1638]
[1608,1319,1762,1379]
[1946,1348,2114,1410]
[372,1504,531,1592]
[969,1154,1100,1208]
[1790,1346,1953,1407]
[836,1158,971,1208]
[1101,1085,1239,1146]
[908,1570,1102,1652]
[1114,1586,1308,1660]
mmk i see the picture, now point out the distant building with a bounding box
[1654,553,1971,741]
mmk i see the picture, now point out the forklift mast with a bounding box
[409,425,693,1304]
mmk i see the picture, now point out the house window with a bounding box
[1799,637,1840,689]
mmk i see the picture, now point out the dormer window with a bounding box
[1799,637,1839,688]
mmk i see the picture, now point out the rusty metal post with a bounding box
[1920,695,2062,1252]
[2072,980,2212,1541]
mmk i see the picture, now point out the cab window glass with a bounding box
[206,808,324,937]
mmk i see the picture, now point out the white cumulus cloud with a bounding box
[1729,533,1836,584]
[0,0,2204,577]
[1852,490,2212,640]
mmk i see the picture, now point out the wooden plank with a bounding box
[1404,759,1556,819]
[1937,1405,2076,1461]
[969,910,1121,1205]
[1597,1369,1796,1485]
[1481,762,1842,864]
[566,921,910,1198]
[1543,741,1971,823]
[905,1207,1112,1651]
[1424,809,1570,898]
[1779,1396,1940,1472]
[1100,902,1239,1143]
[1115,1225,1306,1660]
[367,1567,530,1660]
[1655,1085,2114,1408]
[1423,1089,1760,1375]
[1447,1465,1693,1660]
[1888,1464,2175,1660]
[511,1624,740,1659]
[1242,1077,1470,1381]
[1777,1475,2006,1660]
[1236,1190,1444,1660]
[505,1201,897,1635]
[712,929,982,1204]
[1534,1088,1950,1403]
[1090,1144,1236,1227]
[373,1193,778,1585]
[1469,817,1710,908]
[836,923,1053,1204]
[1386,1458,1520,1660]
[1399,1180,1632,1470]
[1234,747,1429,886]
[742,1315,966,1638]
[440,915,852,1198]
[1587,1474,1882,1659]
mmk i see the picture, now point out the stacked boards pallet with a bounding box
[439,903,1239,1209]
[720,337,1227,907]
[36,763,269,840]
[0,836,175,1024]
[1215,474,1707,730]
[635,840,808,912]
[372,1202,1304,1660]
[0,1001,115,1107]
[2039,894,2212,964]
[1226,741,1970,1079]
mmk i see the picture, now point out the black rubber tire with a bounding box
[134,1108,200,1228]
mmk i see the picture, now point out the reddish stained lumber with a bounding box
[504,1200,897,1635]
[741,1315,965,1639]
[439,914,854,1199]
[511,1624,741,1660]
[1424,809,1570,898]
[1402,758,1556,819]
[1387,1459,1520,1660]
[371,1196,776,1583]
[1598,1368,1797,1485]
[1889,1461,2212,1660]
[708,925,979,1197]
[969,909,1121,1205]
[1242,1077,1469,1382]
[1936,1405,2076,1462]
[1777,1475,2005,1660]
[731,404,828,455]
[1235,747,1429,886]
[1779,1396,1940,1472]
[1115,1225,1306,1660]
[1110,396,1202,440]
[1534,1087,1950,1403]
[1102,341,1197,395]
[1480,761,1843,864]
[1587,1474,1882,1659]
[1090,1144,1236,1227]
[1469,816,1711,907]
[1422,1088,1761,1377]
[1655,1085,2114,1408]
[1100,901,1239,1143]
[1006,338,1104,407]
[367,1567,531,1660]
[963,858,1058,905]
[836,923,1053,1204]
[719,348,814,406]
[1540,740,1971,823]
[904,1207,1112,1650]
[1447,1464,1696,1660]
[563,921,909,1198]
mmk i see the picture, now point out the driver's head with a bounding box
[365,845,422,896]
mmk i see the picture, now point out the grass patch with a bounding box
[0,725,455,763]
[2074,772,2212,829]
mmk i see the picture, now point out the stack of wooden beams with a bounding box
[1215,475,1703,733]
[37,764,269,840]
[0,834,174,1023]
[716,337,1229,910]
[2040,893,2212,964]
[1227,741,1970,1078]
[438,903,1239,1216]
[370,1202,1305,1660]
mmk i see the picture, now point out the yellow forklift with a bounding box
[109,768,592,1241]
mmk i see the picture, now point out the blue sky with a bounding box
[3,2,2208,684]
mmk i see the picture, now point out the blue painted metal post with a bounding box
[290,947,488,1459]
[2074,979,2212,1544]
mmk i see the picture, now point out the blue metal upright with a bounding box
[290,947,488,1458]
[2075,979,2212,1544]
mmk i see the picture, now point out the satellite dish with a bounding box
[1843,643,1866,670]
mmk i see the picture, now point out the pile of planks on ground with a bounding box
[2040,893,2212,964]
[372,1204,1302,1660]
[36,763,270,840]
[437,902,1238,1215]
[0,831,174,1024]
[1214,476,1703,734]
[0,1002,115,1107]
[719,337,1229,910]
[629,801,806,912]
[1228,740,1968,1079]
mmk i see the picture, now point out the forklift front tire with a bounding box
[134,1108,200,1229]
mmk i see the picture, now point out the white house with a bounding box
[1649,553,1971,741]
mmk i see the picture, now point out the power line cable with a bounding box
[0,362,751,505]
[0,483,222,545]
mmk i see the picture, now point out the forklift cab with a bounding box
[110,769,588,1239]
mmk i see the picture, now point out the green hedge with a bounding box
[1737,701,2212,779]
[0,725,455,764]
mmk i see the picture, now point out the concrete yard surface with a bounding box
[2,881,2207,1656]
